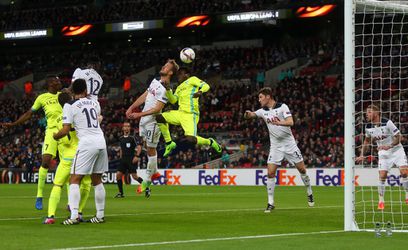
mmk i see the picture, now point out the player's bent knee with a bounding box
[180,135,197,144]
[147,147,157,156]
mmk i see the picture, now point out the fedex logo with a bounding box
[316,170,360,186]
[152,170,181,185]
[255,170,297,186]
[198,170,237,185]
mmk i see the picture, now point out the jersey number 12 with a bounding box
[88,78,101,95]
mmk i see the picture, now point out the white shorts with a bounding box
[267,144,303,166]
[71,147,109,175]
[378,146,408,171]
[139,122,161,148]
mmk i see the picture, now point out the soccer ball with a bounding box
[180,47,195,64]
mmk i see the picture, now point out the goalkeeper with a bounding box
[156,67,222,157]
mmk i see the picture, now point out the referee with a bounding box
[115,122,144,198]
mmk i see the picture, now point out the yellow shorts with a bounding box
[162,110,199,136]
[54,131,91,187]
[42,127,67,157]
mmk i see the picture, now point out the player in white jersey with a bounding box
[126,59,179,197]
[54,79,108,224]
[244,87,314,212]
[71,59,103,102]
[356,104,408,209]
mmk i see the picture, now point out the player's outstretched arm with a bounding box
[244,110,257,119]
[126,91,148,118]
[128,101,165,120]
[53,124,71,140]
[1,109,33,128]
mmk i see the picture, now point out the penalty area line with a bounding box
[52,230,345,250]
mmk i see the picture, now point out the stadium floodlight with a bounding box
[345,0,408,232]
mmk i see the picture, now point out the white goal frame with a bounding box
[345,0,408,232]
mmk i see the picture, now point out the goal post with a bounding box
[345,0,408,232]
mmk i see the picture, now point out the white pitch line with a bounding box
[52,230,345,250]
[0,205,342,222]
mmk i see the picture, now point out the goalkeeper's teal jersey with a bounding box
[166,76,210,115]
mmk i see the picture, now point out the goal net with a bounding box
[346,0,408,232]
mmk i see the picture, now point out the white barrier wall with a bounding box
[130,168,404,187]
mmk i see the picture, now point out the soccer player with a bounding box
[54,79,108,225]
[114,122,144,198]
[155,67,222,157]
[244,87,314,212]
[356,104,408,209]
[0,76,69,210]
[71,58,103,102]
[126,59,177,196]
[43,92,92,224]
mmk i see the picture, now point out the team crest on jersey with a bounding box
[126,143,131,148]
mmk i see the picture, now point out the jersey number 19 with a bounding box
[82,108,99,128]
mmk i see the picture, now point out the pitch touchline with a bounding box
[52,230,345,250]
[0,205,342,221]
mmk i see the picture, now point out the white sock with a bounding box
[401,177,408,199]
[69,184,80,220]
[301,174,313,196]
[147,155,158,182]
[8,171,12,184]
[378,180,386,202]
[94,183,106,219]
[266,178,275,205]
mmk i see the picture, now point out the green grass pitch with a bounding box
[0,184,405,249]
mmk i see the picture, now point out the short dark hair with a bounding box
[178,66,191,75]
[72,79,87,95]
[258,87,273,99]
[58,92,72,106]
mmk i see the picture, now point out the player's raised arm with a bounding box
[190,76,210,98]
[126,91,148,118]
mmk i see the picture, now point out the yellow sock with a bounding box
[79,176,92,213]
[66,182,69,197]
[48,185,62,217]
[196,136,211,146]
[36,167,48,198]
[158,123,172,143]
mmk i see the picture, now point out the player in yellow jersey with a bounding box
[156,67,222,157]
[1,76,69,210]
[43,92,92,224]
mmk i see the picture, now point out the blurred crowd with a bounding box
[0,0,269,31]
